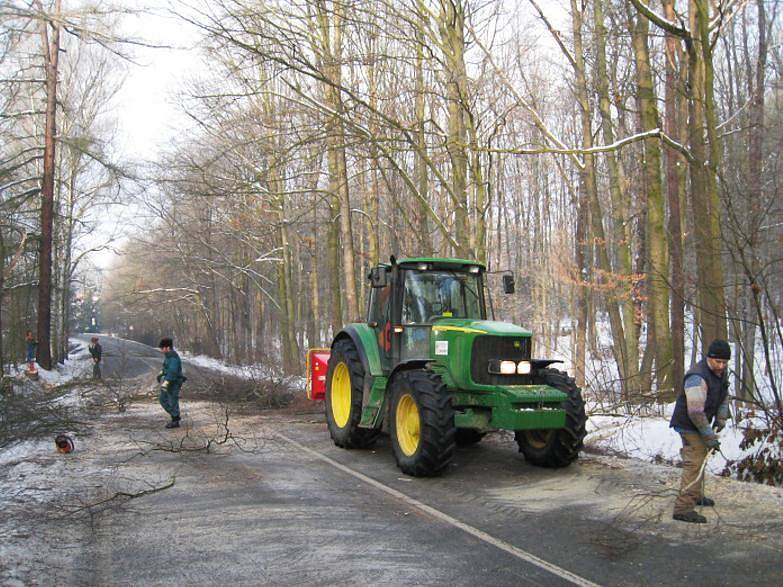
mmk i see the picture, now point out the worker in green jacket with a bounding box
[157,337,186,428]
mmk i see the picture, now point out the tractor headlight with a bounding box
[488,359,532,376]
[500,361,517,374]
[488,360,518,375]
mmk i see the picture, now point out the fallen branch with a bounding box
[61,476,176,517]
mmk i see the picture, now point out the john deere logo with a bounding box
[513,340,521,349]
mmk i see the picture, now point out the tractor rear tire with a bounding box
[455,429,485,447]
[325,338,380,449]
[390,370,455,477]
[515,368,587,468]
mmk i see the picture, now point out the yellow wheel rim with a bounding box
[524,429,553,450]
[331,362,351,428]
[396,393,420,457]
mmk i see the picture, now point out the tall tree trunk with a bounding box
[662,0,687,396]
[316,1,359,321]
[437,0,469,256]
[572,0,627,392]
[631,9,672,396]
[308,156,324,347]
[367,31,381,265]
[688,0,728,345]
[594,0,637,399]
[467,113,488,263]
[0,231,5,371]
[328,193,343,334]
[262,81,300,373]
[36,0,62,370]
[738,0,766,400]
[414,3,432,254]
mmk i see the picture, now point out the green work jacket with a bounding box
[161,350,185,383]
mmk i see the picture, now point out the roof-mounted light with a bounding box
[468,265,480,273]
[417,262,430,271]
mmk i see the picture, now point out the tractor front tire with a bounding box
[390,370,455,477]
[515,368,587,468]
[325,338,380,449]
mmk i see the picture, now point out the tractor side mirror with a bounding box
[502,273,515,294]
[370,266,388,288]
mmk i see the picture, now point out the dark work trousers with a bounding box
[159,381,182,420]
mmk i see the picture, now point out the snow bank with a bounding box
[586,411,752,475]
[179,351,306,389]
[0,438,51,467]
[9,338,92,386]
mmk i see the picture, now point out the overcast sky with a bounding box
[114,3,202,161]
[86,3,202,273]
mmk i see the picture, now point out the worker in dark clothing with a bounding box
[88,336,102,379]
[24,330,37,372]
[670,339,731,524]
[156,337,186,428]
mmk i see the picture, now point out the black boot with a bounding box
[165,417,180,429]
[673,511,707,524]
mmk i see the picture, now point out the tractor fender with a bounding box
[532,359,564,370]
[333,324,384,377]
[333,325,384,415]
[388,359,430,384]
[382,360,431,430]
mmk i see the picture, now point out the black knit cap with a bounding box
[707,339,731,360]
[158,337,173,349]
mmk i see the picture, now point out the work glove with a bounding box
[705,436,721,451]
[160,380,170,390]
[714,418,727,433]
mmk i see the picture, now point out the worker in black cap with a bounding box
[669,339,731,523]
[156,337,186,428]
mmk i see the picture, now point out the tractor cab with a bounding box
[366,258,488,371]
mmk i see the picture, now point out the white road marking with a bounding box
[277,433,601,587]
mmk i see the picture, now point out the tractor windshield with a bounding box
[401,269,484,324]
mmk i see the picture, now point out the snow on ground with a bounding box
[530,314,779,477]
[179,350,306,389]
[8,338,92,386]
[0,438,52,467]
[179,351,275,380]
[585,407,749,475]
[1,339,93,492]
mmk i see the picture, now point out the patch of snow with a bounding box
[586,413,751,475]
[0,439,51,467]
[9,338,91,386]
[179,351,306,390]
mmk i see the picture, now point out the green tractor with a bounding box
[323,257,587,476]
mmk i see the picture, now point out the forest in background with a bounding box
[2,1,782,424]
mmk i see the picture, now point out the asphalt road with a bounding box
[75,334,163,379]
[48,336,783,586]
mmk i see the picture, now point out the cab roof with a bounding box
[397,257,486,270]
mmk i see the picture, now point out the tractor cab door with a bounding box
[367,281,393,373]
[398,271,434,362]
